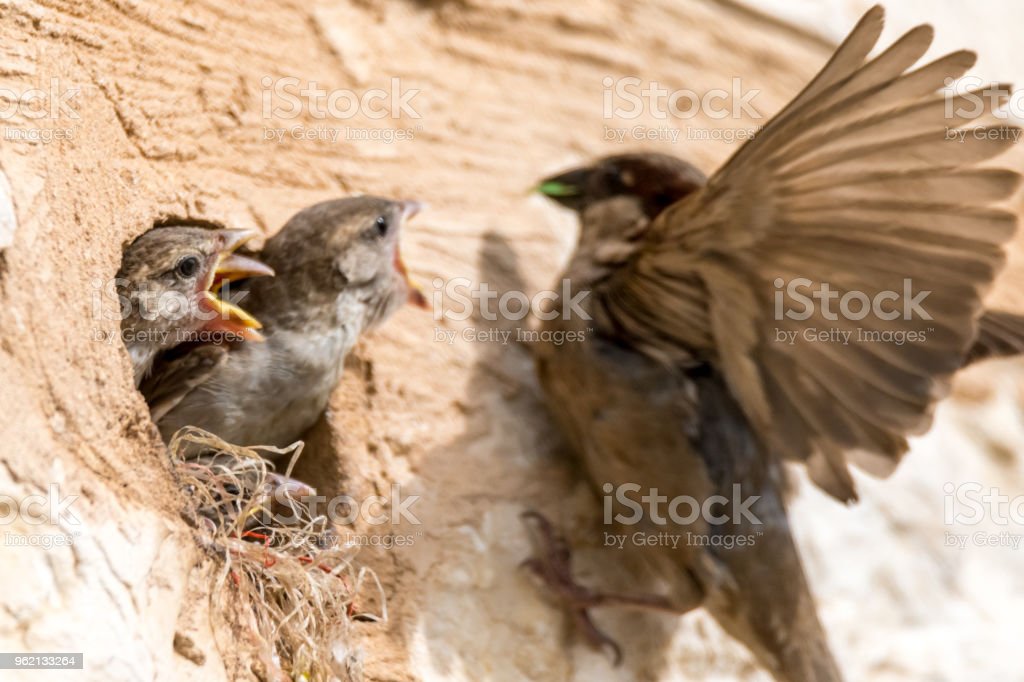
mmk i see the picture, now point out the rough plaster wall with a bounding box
[0,1,1021,680]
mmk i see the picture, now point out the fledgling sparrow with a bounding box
[149,196,426,447]
[117,226,273,385]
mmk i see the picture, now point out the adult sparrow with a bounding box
[525,7,1020,681]
[117,226,273,385]
[539,152,1024,368]
[149,196,426,446]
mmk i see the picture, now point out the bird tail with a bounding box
[690,374,843,682]
[697,513,843,682]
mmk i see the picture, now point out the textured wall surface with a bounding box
[0,1,1021,680]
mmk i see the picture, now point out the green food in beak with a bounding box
[537,181,581,198]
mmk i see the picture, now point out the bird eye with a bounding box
[175,255,201,278]
[375,215,390,237]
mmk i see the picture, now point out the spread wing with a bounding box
[593,5,1021,500]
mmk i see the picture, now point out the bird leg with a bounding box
[519,511,696,665]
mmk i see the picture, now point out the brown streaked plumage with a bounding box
[542,152,1024,372]
[529,6,1020,681]
[966,308,1024,364]
[117,226,273,385]
[148,196,426,447]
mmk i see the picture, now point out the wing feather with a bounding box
[966,310,1024,364]
[595,6,1021,499]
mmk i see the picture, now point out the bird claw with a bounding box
[519,510,674,665]
[575,608,623,666]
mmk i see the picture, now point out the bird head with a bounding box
[117,226,275,355]
[537,152,706,219]
[254,196,428,332]
[535,153,707,287]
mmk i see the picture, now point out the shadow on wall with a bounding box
[389,231,688,679]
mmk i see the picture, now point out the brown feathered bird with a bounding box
[147,197,426,446]
[540,152,1024,370]
[117,226,273,385]
[525,7,1021,681]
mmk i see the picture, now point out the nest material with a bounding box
[169,427,385,682]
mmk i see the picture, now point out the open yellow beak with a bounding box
[201,229,275,342]
[200,290,264,338]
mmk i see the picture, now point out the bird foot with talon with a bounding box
[519,510,678,665]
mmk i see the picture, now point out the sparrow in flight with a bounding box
[540,152,1024,369]
[117,226,273,385]
[147,196,426,447]
[525,6,1020,680]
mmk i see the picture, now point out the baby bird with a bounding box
[117,226,273,385]
[150,196,425,447]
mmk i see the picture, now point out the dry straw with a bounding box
[169,427,385,681]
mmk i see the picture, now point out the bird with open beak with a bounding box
[147,196,427,446]
[524,6,1021,681]
[117,226,274,385]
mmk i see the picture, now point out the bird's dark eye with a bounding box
[375,215,390,237]
[175,255,201,278]
[601,167,622,190]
